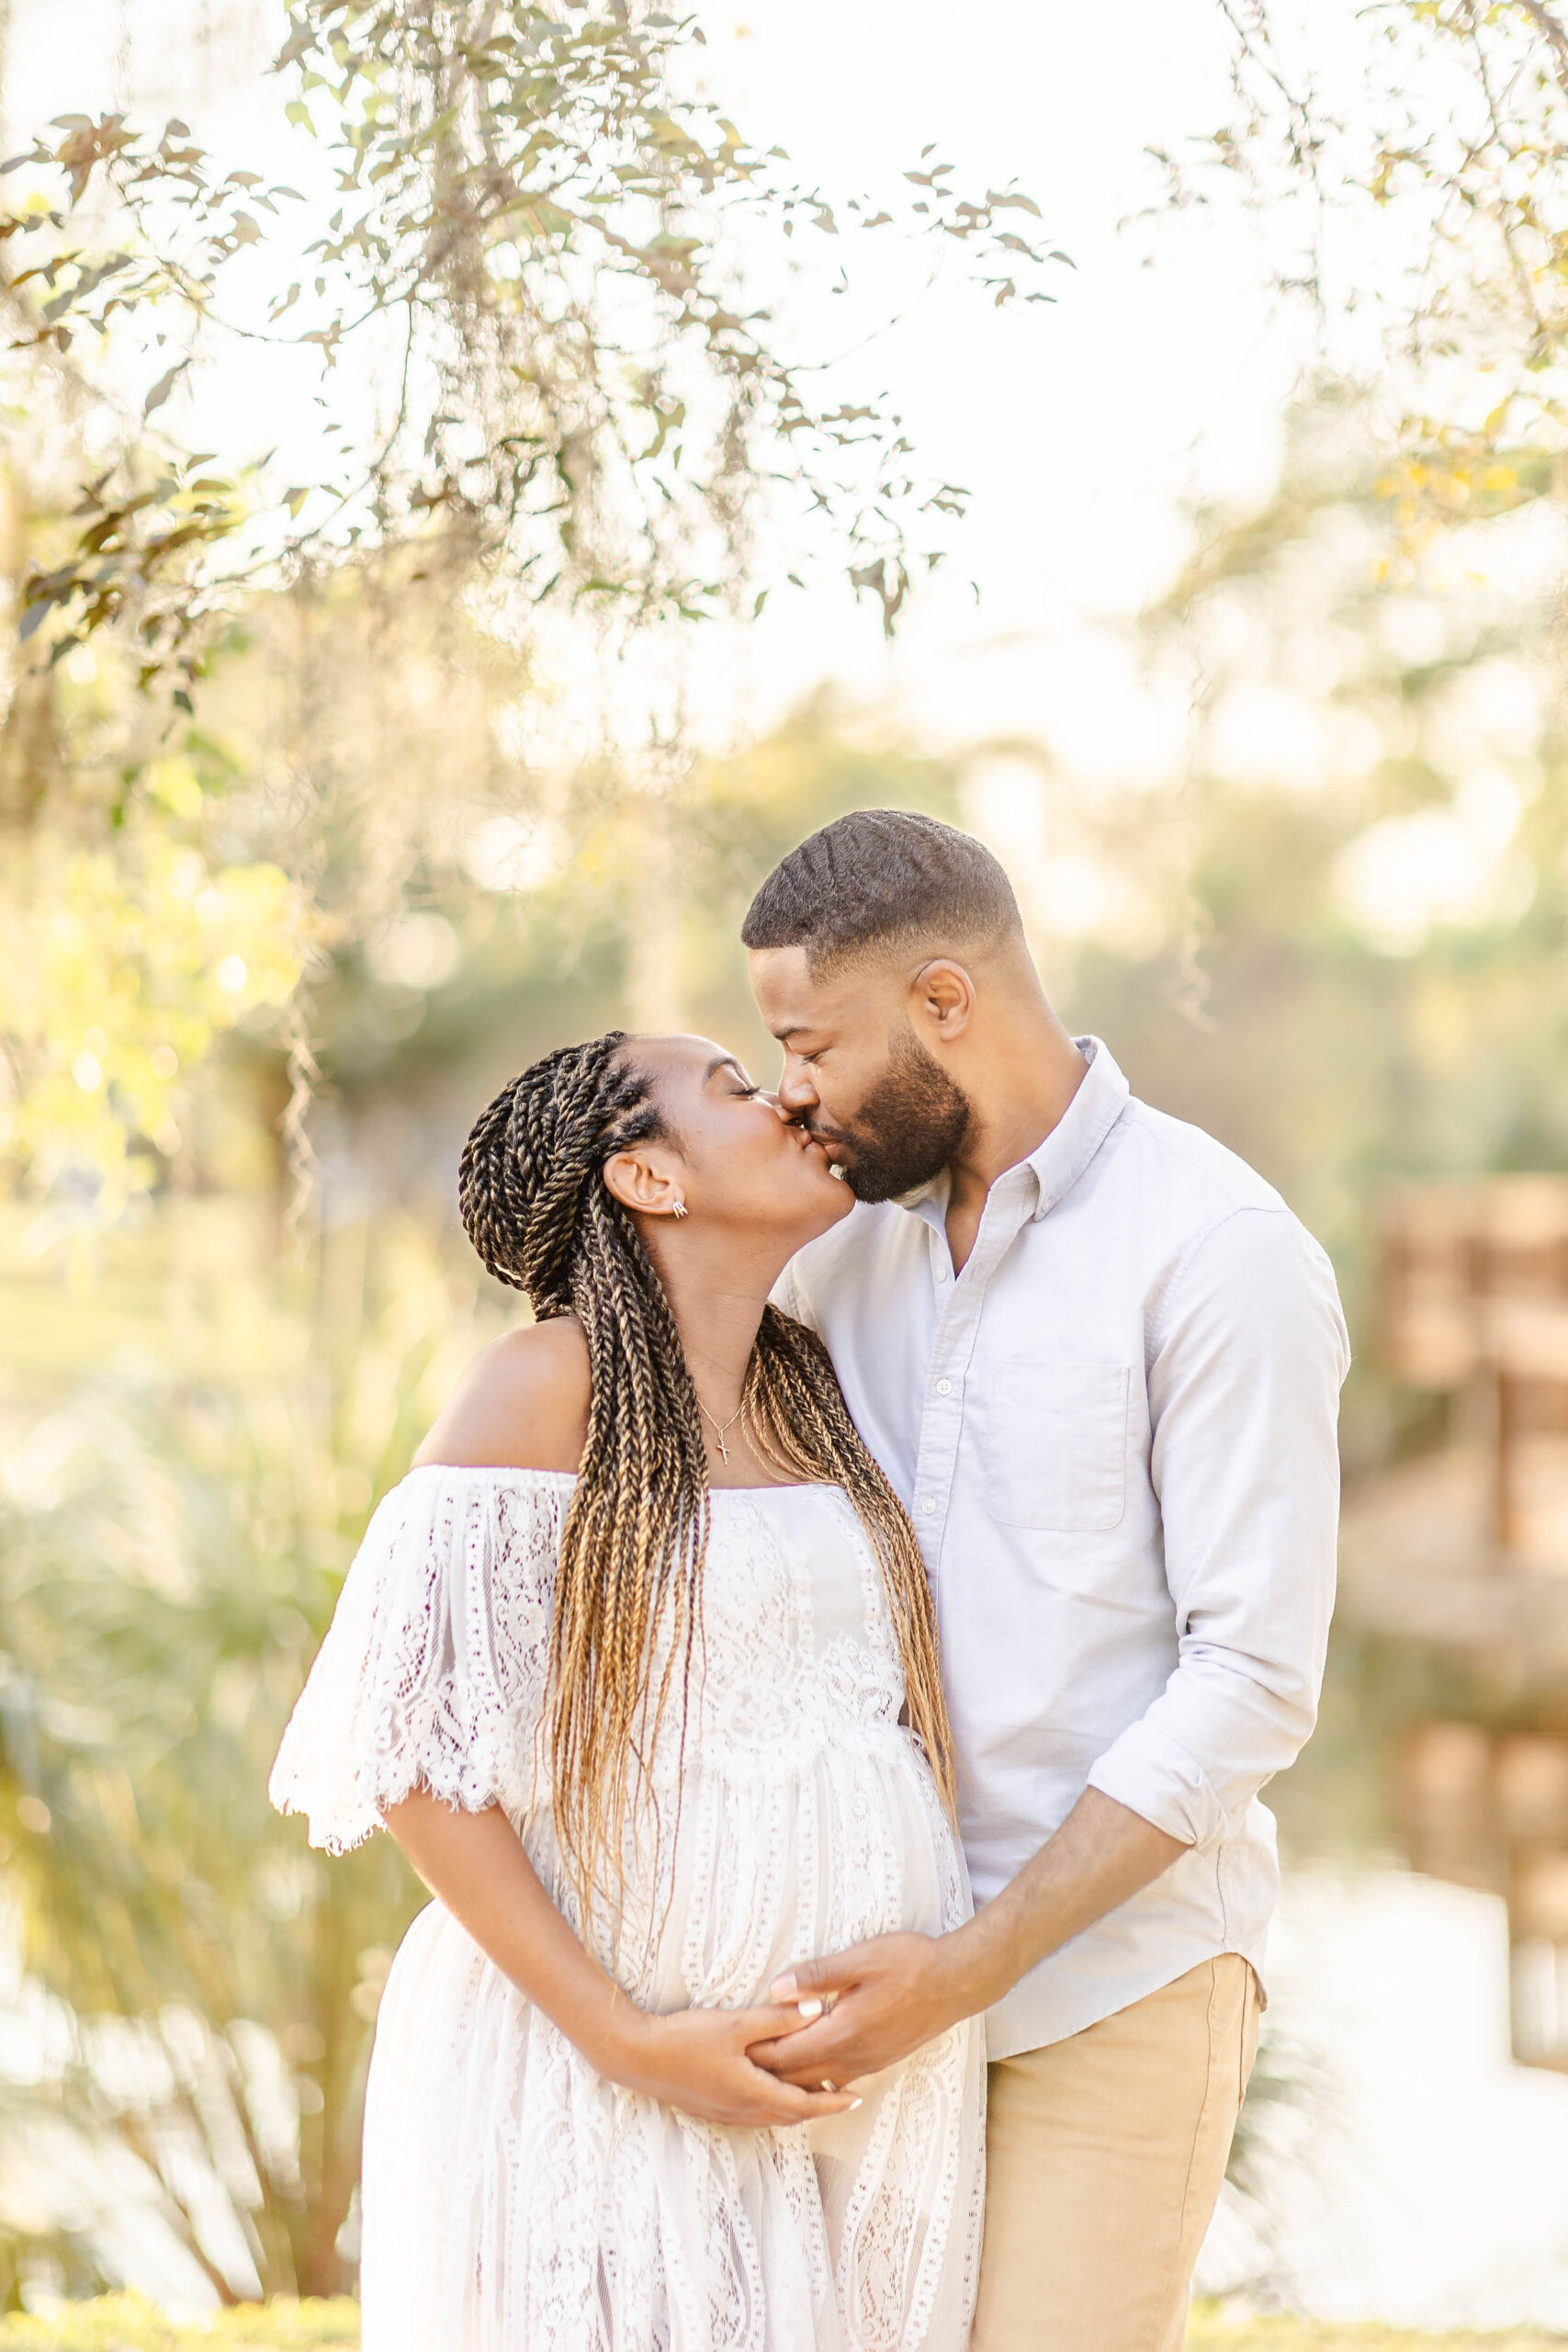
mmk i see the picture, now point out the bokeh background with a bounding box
[6,0,1568,2333]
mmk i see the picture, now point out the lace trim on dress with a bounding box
[267,1467,567,1854]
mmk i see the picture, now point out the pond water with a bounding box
[1201,1864,1568,2330]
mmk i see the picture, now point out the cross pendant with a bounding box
[716,1432,728,1462]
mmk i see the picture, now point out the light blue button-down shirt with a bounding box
[775,1038,1350,2059]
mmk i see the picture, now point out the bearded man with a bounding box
[741,808,1348,2352]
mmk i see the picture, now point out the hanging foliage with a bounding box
[1,1,1066,698]
[0,0,1063,1222]
[1159,1,1568,541]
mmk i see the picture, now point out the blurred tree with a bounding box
[1179,1,1568,534]
[0,1211,507,2299]
[0,530,568,1249]
[0,0,1062,1225]
[1057,390,1568,1468]
[281,682,973,1194]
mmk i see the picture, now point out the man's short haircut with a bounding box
[741,808,1024,974]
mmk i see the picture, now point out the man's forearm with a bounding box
[750,1784,1189,2089]
[942,1786,1186,2013]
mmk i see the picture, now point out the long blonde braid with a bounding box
[458,1033,955,1906]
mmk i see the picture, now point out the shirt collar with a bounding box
[897,1035,1130,1230]
[1021,1037,1130,1219]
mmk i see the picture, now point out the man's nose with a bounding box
[775,1061,818,1114]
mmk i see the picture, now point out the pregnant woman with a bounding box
[269,1029,984,2351]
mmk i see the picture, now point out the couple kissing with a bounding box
[273,807,1348,2352]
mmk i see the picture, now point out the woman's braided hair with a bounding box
[458,1030,955,1905]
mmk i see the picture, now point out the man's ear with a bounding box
[909,958,976,1043]
[602,1145,686,1218]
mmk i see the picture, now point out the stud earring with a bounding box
[671,1200,689,1219]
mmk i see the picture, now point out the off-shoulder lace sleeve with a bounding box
[268,1466,565,1854]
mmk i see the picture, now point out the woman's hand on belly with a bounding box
[383,1792,863,2130]
[608,2001,865,2130]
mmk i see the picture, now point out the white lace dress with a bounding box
[269,1467,985,2351]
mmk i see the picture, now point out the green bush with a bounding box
[0,2299,360,2348]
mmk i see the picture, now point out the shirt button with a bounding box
[920,1498,937,1515]
[934,1264,950,1283]
[935,1378,952,1396]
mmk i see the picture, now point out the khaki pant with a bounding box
[971,1955,1260,2352]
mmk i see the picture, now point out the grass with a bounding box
[0,2299,1560,2348]
[1188,2312,1566,2350]
[0,2302,359,2348]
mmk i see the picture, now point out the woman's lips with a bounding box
[783,1115,843,1169]
[801,1130,850,1178]
[793,1126,839,1170]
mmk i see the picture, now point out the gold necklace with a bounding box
[696,1396,745,1464]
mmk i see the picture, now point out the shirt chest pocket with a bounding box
[974,1357,1132,1533]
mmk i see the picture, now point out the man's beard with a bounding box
[816,1025,973,1204]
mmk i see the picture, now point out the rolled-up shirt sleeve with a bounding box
[1086,1205,1349,1849]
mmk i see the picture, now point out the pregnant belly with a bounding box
[637,1732,966,2015]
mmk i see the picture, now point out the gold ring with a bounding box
[820,2077,836,2092]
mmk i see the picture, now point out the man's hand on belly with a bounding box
[746,1933,976,2087]
[748,1790,1187,2086]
